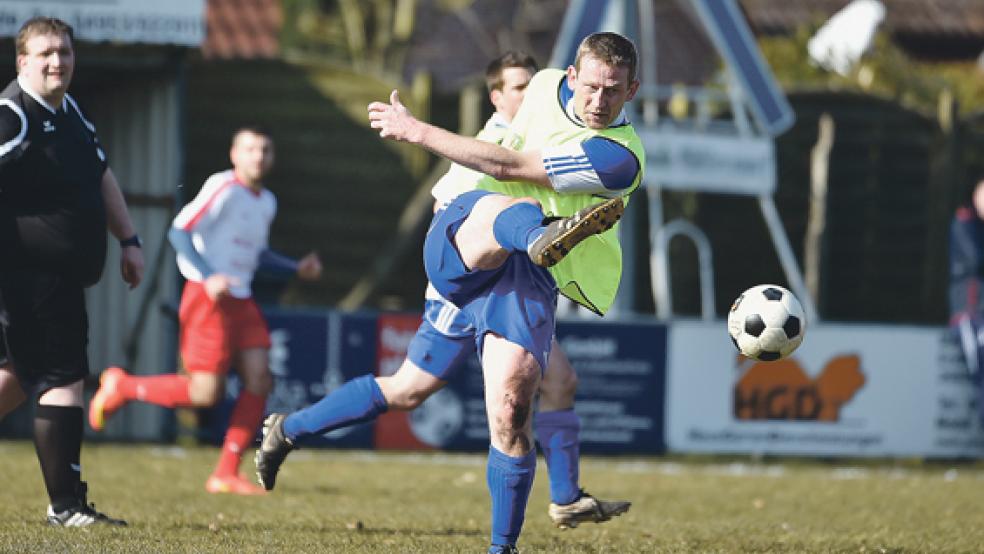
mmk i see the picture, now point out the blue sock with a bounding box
[534,409,581,505]
[491,202,545,253]
[487,445,536,547]
[282,374,388,440]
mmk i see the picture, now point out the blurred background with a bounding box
[1,0,983,459]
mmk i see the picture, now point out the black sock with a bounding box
[33,405,83,512]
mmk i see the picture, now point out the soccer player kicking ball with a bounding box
[89,126,322,495]
[259,33,643,553]
[254,51,630,533]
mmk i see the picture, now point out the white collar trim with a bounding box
[563,97,627,128]
[17,75,65,114]
[486,111,510,130]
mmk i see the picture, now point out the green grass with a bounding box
[1,442,984,553]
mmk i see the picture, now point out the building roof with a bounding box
[197,0,984,64]
[403,0,563,93]
[404,0,719,93]
[740,0,984,60]
[202,0,281,59]
[648,0,719,86]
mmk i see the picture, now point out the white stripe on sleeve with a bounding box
[0,100,27,158]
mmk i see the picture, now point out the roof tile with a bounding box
[202,0,282,60]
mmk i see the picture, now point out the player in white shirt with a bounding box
[90,126,322,495]
[172,168,277,299]
[256,53,630,531]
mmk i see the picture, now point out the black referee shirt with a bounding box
[0,78,109,286]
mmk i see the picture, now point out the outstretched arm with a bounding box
[368,90,550,188]
[295,252,322,281]
[259,249,322,281]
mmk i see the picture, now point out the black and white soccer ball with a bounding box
[727,284,806,361]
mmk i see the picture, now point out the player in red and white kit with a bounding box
[89,126,322,495]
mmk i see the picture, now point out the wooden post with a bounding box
[459,82,482,138]
[339,0,367,69]
[805,113,834,312]
[926,88,958,321]
[409,70,432,178]
[394,0,416,40]
[370,0,394,71]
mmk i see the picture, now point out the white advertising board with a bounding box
[638,128,776,196]
[666,321,984,457]
[0,0,205,46]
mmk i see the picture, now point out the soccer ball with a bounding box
[727,284,806,361]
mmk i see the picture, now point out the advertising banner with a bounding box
[210,310,378,449]
[374,316,667,454]
[0,0,205,46]
[559,320,667,453]
[373,312,441,450]
[666,321,984,457]
[638,128,776,195]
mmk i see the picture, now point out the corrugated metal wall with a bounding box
[666,91,960,324]
[83,74,182,441]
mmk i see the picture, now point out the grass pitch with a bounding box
[1,442,983,553]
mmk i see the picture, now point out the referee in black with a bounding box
[0,17,144,526]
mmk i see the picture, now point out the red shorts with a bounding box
[178,280,271,374]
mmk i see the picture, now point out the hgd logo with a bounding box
[734,355,865,421]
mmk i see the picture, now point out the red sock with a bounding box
[120,374,193,408]
[213,390,266,477]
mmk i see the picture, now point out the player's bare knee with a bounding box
[188,376,224,406]
[494,422,533,455]
[0,369,27,418]
[382,387,424,411]
[403,385,438,410]
[493,392,534,450]
[378,368,441,410]
[505,395,533,431]
[456,194,541,270]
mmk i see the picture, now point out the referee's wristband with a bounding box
[119,234,142,248]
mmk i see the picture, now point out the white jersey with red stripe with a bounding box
[172,169,277,298]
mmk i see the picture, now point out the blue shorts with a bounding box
[406,297,475,381]
[423,190,557,370]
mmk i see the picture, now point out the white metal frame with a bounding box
[549,0,817,322]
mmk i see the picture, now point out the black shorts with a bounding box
[0,270,89,393]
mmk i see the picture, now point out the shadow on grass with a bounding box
[170,521,483,538]
[278,484,342,495]
[355,526,484,539]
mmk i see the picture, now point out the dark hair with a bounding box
[485,51,538,93]
[16,17,73,57]
[231,125,273,146]
[574,32,638,83]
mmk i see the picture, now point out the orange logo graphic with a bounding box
[734,355,865,421]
